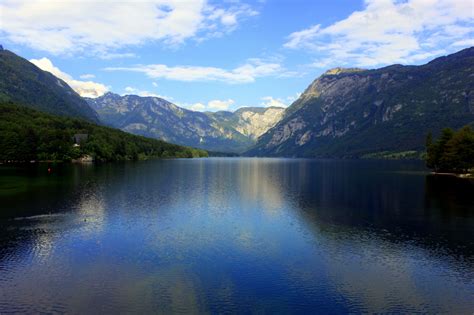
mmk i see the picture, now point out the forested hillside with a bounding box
[0,48,99,122]
[0,102,208,162]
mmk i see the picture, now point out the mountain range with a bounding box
[1,46,473,158]
[246,47,474,158]
[86,93,284,153]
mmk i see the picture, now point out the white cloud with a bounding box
[285,0,474,68]
[100,52,136,60]
[30,57,108,98]
[208,99,235,110]
[201,3,258,39]
[123,86,172,100]
[452,39,474,47]
[79,74,95,79]
[221,14,237,26]
[179,99,235,112]
[180,94,299,112]
[105,58,283,84]
[285,25,321,49]
[260,96,287,108]
[152,82,158,87]
[189,103,207,111]
[0,0,258,56]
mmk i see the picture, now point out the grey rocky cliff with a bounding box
[246,47,474,157]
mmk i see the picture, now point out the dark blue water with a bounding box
[0,158,473,313]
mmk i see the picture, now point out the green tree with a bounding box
[443,126,474,173]
[426,126,474,173]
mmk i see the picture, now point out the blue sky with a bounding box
[1,0,473,111]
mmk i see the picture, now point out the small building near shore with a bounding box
[73,133,88,145]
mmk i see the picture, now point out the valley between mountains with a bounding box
[86,93,285,153]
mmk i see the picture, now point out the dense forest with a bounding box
[426,126,474,173]
[0,102,208,162]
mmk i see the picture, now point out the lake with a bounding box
[0,158,473,313]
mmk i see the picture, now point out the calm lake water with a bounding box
[0,158,473,313]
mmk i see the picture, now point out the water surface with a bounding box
[0,158,473,313]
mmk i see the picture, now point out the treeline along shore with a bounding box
[426,126,474,177]
[0,102,208,163]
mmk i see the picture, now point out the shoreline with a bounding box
[431,172,473,179]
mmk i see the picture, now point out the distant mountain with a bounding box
[0,47,99,123]
[210,107,286,141]
[86,92,284,152]
[246,47,474,158]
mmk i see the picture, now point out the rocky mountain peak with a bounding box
[323,67,365,76]
[295,68,367,104]
[100,91,121,100]
[231,106,285,139]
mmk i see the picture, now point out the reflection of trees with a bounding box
[0,163,93,219]
[0,164,92,264]
[424,175,474,214]
[286,160,427,226]
[423,175,474,248]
